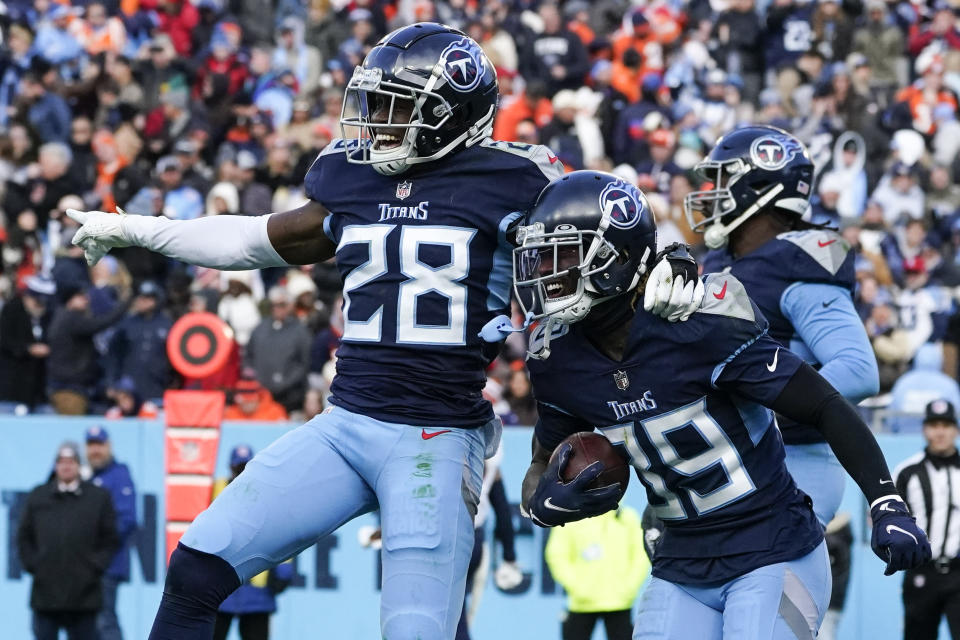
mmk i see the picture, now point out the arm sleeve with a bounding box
[121,213,290,270]
[780,282,879,401]
[769,362,896,505]
[533,401,593,451]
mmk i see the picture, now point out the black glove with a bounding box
[870,497,932,576]
[527,442,622,528]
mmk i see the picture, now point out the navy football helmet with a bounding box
[684,125,815,249]
[339,22,498,176]
[513,171,658,348]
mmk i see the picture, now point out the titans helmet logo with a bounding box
[600,180,644,230]
[441,38,483,92]
[750,136,796,170]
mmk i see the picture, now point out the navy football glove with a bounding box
[870,497,932,576]
[527,442,622,528]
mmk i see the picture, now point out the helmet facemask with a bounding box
[684,158,750,245]
[512,222,632,327]
[340,63,495,176]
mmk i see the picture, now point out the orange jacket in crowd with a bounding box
[223,387,288,422]
[493,93,553,142]
[894,82,958,135]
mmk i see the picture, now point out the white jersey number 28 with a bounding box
[338,224,475,346]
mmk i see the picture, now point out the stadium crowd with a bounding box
[1,0,960,424]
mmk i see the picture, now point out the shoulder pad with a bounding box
[317,138,369,158]
[776,229,850,276]
[696,274,755,322]
[480,139,565,181]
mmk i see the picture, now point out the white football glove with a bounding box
[67,208,133,266]
[643,252,705,322]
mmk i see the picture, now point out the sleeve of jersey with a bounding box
[712,332,804,406]
[534,401,592,451]
[303,140,347,207]
[780,282,880,401]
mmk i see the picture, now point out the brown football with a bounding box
[550,432,630,499]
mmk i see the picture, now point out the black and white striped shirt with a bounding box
[894,450,960,561]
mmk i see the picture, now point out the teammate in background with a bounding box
[689,125,879,527]
[66,23,699,640]
[514,171,930,639]
[212,446,293,640]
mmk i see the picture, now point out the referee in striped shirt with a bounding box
[894,399,960,640]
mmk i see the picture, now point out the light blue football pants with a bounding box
[635,541,831,640]
[784,442,846,528]
[181,405,488,640]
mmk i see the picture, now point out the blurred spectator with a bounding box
[889,343,960,431]
[545,506,649,640]
[206,181,241,216]
[157,155,204,220]
[106,280,172,402]
[149,0,200,57]
[104,376,160,419]
[852,0,905,92]
[213,445,294,639]
[636,129,681,196]
[223,375,288,421]
[711,0,764,105]
[19,72,73,144]
[539,89,596,170]
[47,283,130,415]
[4,141,81,229]
[895,52,958,136]
[504,365,537,426]
[70,2,126,55]
[16,441,119,640]
[764,0,815,86]
[246,286,311,414]
[235,150,273,215]
[493,79,553,142]
[520,2,589,97]
[84,426,136,640]
[812,0,855,64]
[0,275,54,411]
[907,1,960,61]
[872,162,926,226]
[218,270,263,347]
[273,17,323,97]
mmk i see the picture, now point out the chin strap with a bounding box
[703,184,785,249]
[527,317,555,361]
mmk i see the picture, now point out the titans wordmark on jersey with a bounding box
[527,274,823,585]
[305,138,563,427]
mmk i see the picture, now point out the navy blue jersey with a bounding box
[528,274,823,585]
[703,229,857,444]
[305,139,563,427]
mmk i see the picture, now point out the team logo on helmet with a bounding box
[441,38,484,92]
[749,136,796,170]
[599,180,644,230]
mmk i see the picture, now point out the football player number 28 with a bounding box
[339,224,475,345]
[602,397,756,520]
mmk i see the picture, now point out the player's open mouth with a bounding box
[374,132,404,150]
[544,273,577,299]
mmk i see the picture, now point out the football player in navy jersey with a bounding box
[514,170,930,639]
[687,125,880,528]
[66,23,701,640]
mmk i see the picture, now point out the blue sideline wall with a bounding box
[0,418,937,639]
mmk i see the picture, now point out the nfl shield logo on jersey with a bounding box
[613,370,630,390]
[396,180,412,200]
